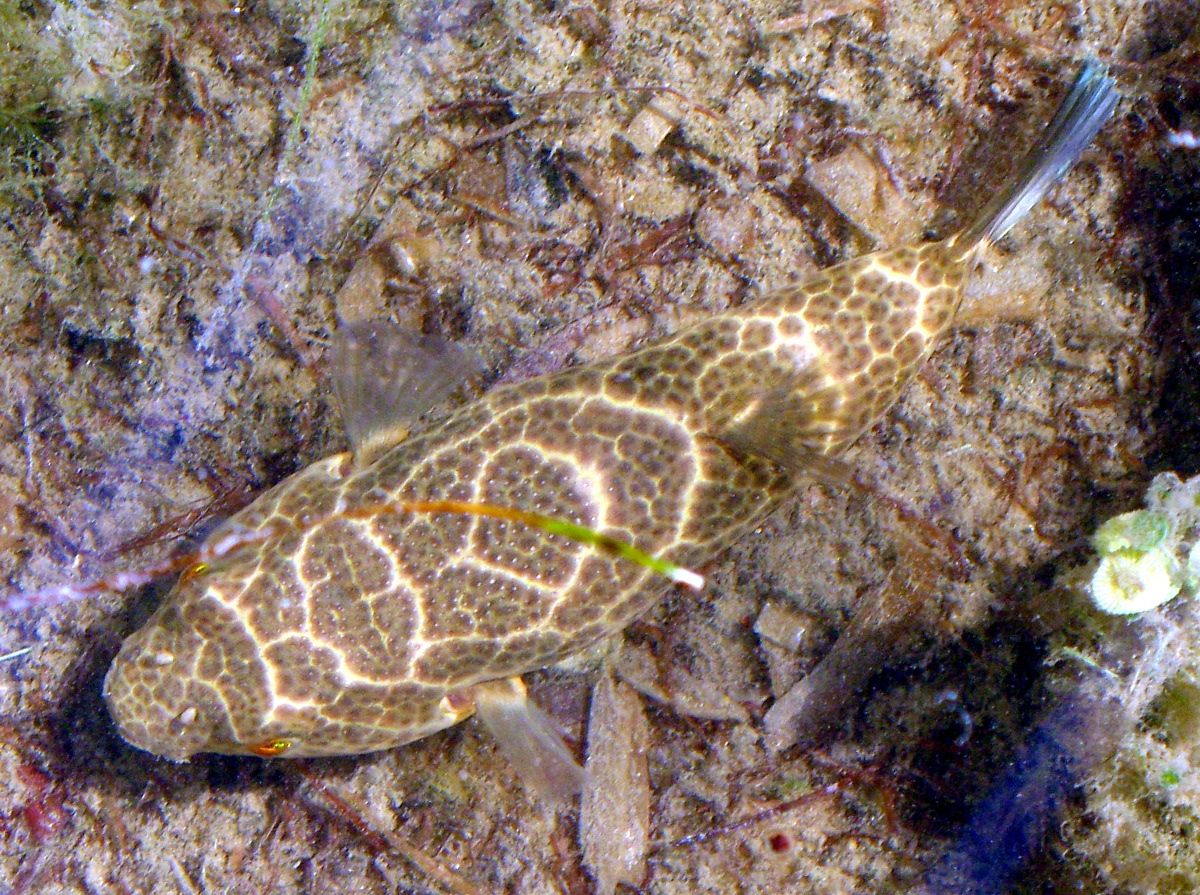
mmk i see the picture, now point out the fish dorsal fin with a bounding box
[469,676,584,806]
[332,319,485,468]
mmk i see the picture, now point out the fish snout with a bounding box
[103,632,213,762]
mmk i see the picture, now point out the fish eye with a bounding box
[439,690,475,721]
[182,562,209,582]
[250,739,293,758]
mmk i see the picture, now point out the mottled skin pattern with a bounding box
[104,239,971,760]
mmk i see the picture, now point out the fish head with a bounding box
[103,565,252,762]
[104,546,469,762]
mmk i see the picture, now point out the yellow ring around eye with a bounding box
[184,562,209,581]
[250,739,293,758]
[439,690,475,721]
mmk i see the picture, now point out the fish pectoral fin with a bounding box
[469,676,584,806]
[713,382,853,479]
[331,319,486,467]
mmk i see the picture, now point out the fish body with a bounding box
[103,62,1117,769]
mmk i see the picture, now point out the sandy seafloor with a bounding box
[1,0,1199,893]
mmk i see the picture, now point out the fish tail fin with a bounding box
[958,58,1118,252]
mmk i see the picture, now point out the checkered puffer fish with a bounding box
[104,61,1116,797]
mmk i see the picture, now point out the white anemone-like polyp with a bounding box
[1089,547,1183,615]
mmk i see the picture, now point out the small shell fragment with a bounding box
[621,94,685,156]
[804,143,918,243]
[754,600,816,651]
[581,674,651,895]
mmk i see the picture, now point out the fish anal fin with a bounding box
[332,319,485,468]
[468,676,583,806]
